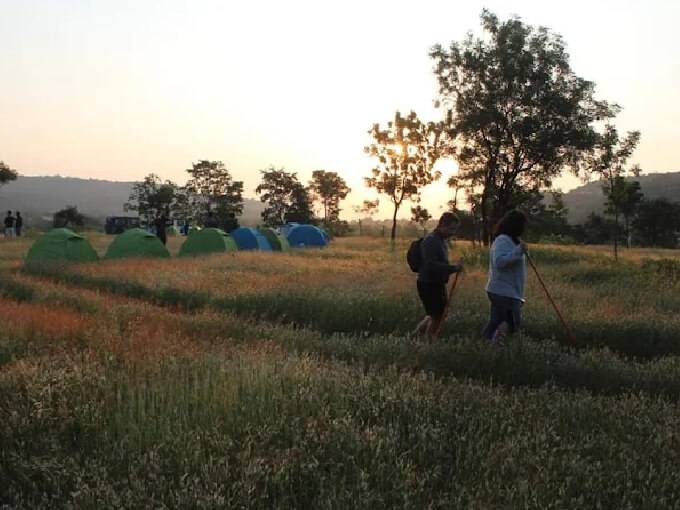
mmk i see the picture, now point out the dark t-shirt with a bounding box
[15,216,22,228]
[4,216,14,228]
[153,217,167,234]
[417,231,459,284]
[224,218,239,233]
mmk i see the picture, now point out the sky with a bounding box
[1,0,678,219]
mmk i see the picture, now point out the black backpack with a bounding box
[407,237,424,273]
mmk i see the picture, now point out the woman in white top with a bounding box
[482,210,528,342]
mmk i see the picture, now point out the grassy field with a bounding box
[2,233,680,509]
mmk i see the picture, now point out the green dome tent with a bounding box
[178,228,238,257]
[104,228,170,260]
[258,227,291,252]
[166,226,181,236]
[25,228,99,263]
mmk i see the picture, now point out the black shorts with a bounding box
[417,281,447,317]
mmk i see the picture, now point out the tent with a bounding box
[286,225,329,248]
[179,228,238,257]
[104,228,170,260]
[257,227,291,252]
[166,226,181,236]
[25,228,99,263]
[230,227,272,251]
[278,223,299,237]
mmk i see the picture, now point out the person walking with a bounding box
[4,211,15,239]
[482,209,529,343]
[413,212,464,339]
[15,212,23,236]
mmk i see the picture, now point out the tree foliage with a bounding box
[185,161,244,223]
[0,161,18,189]
[124,173,180,224]
[431,10,615,244]
[633,199,680,248]
[308,170,351,224]
[410,205,432,229]
[604,177,643,247]
[364,110,443,240]
[53,205,84,229]
[586,124,641,259]
[255,166,314,227]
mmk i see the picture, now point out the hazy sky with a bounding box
[1,0,678,219]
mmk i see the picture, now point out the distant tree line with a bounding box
[124,162,352,236]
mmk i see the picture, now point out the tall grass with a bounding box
[4,238,680,508]
[3,350,680,509]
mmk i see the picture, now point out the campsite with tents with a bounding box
[2,4,680,509]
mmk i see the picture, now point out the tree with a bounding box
[431,10,615,245]
[352,199,380,236]
[255,166,314,227]
[574,213,613,245]
[632,199,680,248]
[308,170,351,225]
[447,175,463,211]
[523,190,573,243]
[0,161,18,189]
[185,160,244,223]
[124,173,180,224]
[604,177,643,248]
[364,110,444,240]
[53,205,84,229]
[586,124,641,259]
[285,182,315,224]
[410,205,432,234]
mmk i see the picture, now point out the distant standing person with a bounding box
[482,209,528,343]
[154,211,169,245]
[413,212,464,339]
[204,211,218,228]
[15,212,22,236]
[4,211,15,239]
[224,212,239,233]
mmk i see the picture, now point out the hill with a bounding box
[0,175,265,228]
[561,171,680,224]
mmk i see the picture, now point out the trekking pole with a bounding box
[434,271,459,341]
[526,253,577,344]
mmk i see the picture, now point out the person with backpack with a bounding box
[482,209,528,343]
[411,212,464,339]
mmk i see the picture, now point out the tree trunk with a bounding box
[481,190,491,247]
[613,208,619,261]
[391,204,399,241]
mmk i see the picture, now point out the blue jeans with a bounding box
[482,292,522,339]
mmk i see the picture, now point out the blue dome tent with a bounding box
[278,223,299,237]
[286,225,329,248]
[230,227,273,251]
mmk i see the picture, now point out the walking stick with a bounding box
[434,271,459,341]
[526,253,577,344]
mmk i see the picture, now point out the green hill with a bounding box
[562,171,680,224]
